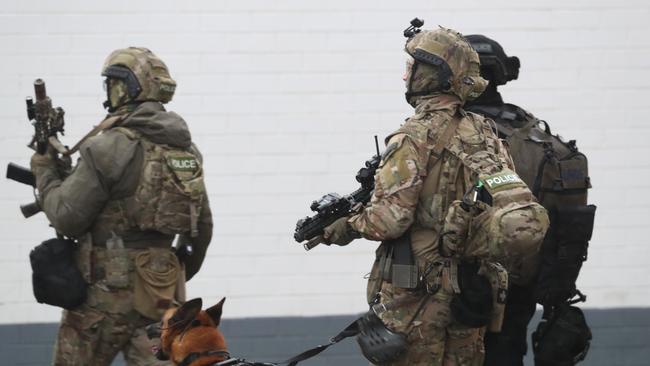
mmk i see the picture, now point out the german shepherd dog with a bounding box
[146,297,232,366]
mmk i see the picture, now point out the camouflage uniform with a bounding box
[30,48,213,366]
[342,28,506,366]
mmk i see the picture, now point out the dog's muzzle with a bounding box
[146,322,162,339]
[145,322,170,361]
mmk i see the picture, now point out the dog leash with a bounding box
[209,318,359,366]
[217,291,432,366]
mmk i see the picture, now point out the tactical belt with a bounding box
[93,238,174,249]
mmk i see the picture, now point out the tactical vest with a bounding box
[91,127,206,245]
[466,103,596,305]
[379,110,527,330]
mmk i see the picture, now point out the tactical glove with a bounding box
[29,152,56,174]
[323,217,359,246]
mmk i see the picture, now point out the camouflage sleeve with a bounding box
[35,131,138,237]
[348,134,425,241]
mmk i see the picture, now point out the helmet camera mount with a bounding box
[404,18,424,38]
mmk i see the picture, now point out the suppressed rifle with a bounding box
[294,136,382,250]
[6,79,71,218]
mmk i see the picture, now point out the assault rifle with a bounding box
[294,136,381,250]
[6,79,71,218]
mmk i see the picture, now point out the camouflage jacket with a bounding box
[32,102,213,280]
[349,95,514,267]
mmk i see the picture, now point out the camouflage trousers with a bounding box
[375,281,485,366]
[52,303,170,366]
[52,247,181,366]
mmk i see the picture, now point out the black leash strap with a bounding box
[211,320,359,366]
[273,318,360,366]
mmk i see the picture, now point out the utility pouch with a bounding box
[104,232,130,289]
[392,264,419,290]
[440,199,474,256]
[387,233,418,289]
[535,204,596,306]
[134,248,180,320]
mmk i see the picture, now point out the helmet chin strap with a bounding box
[404,61,450,105]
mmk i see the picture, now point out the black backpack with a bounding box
[30,238,87,309]
[466,103,596,306]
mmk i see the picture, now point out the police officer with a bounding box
[30,47,213,366]
[321,25,521,365]
[464,35,594,366]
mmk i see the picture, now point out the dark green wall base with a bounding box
[0,308,648,366]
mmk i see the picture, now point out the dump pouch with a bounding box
[134,248,181,320]
[30,238,87,309]
[534,204,596,306]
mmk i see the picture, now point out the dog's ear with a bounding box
[206,297,226,326]
[170,298,203,327]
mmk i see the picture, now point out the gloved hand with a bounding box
[323,217,359,246]
[30,150,56,172]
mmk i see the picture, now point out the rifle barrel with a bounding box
[34,79,46,101]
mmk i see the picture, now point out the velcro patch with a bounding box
[482,170,524,193]
[168,157,198,172]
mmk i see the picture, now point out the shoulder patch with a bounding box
[480,169,526,194]
[167,156,199,172]
[382,134,406,163]
[377,137,421,196]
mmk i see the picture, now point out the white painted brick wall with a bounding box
[0,0,649,324]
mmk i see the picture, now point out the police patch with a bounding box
[168,157,198,172]
[481,170,524,193]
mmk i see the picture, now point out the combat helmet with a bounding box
[101,47,176,111]
[403,19,487,106]
[465,34,520,86]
